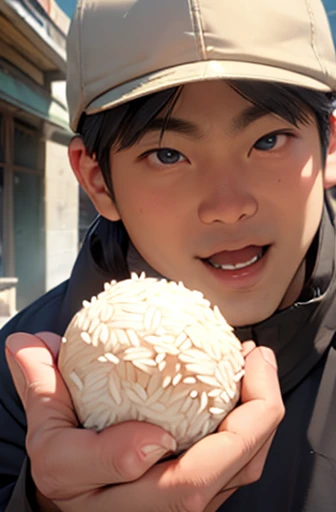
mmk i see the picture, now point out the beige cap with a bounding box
[67,0,336,132]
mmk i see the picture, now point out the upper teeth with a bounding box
[209,253,261,270]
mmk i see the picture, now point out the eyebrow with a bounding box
[230,104,270,133]
[141,104,270,140]
[142,117,205,139]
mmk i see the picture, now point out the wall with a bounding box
[45,137,78,291]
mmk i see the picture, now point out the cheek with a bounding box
[263,144,323,208]
[274,157,324,260]
[286,153,324,214]
[114,174,190,230]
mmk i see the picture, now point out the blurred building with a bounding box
[0,0,79,323]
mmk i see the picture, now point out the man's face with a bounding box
[109,81,325,326]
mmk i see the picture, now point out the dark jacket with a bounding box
[1,201,336,512]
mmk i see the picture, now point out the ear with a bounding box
[323,114,336,190]
[68,137,121,221]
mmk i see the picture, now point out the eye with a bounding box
[254,132,289,152]
[146,148,187,166]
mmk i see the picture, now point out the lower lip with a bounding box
[202,247,270,290]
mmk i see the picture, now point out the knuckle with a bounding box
[30,456,62,498]
[266,400,286,426]
[177,491,208,512]
[242,461,264,485]
[226,431,253,458]
[25,427,43,458]
[26,432,66,499]
[104,449,142,483]
[258,399,285,429]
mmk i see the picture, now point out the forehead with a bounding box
[148,81,284,139]
[171,81,251,116]
[154,80,318,135]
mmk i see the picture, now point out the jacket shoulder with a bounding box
[0,282,69,511]
[0,280,69,341]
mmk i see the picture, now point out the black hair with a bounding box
[78,80,335,276]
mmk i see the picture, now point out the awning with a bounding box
[0,68,70,132]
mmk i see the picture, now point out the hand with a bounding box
[6,332,284,512]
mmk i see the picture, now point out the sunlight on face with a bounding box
[109,81,324,326]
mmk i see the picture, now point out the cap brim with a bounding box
[85,59,332,118]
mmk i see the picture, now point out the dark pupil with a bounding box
[157,148,180,163]
[255,135,277,150]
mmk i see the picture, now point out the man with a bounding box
[1,0,336,510]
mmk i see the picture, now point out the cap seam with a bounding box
[305,0,327,76]
[188,0,206,60]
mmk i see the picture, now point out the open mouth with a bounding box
[205,245,270,271]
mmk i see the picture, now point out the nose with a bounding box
[197,173,258,225]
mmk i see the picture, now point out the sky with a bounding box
[55,0,76,18]
[324,0,335,11]
[324,0,336,44]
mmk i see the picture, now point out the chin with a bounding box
[219,303,279,328]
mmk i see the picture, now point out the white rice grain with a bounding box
[155,353,166,364]
[209,407,226,416]
[126,329,141,347]
[183,376,197,385]
[196,375,219,387]
[80,332,91,344]
[172,373,182,386]
[163,376,172,388]
[70,371,84,391]
[104,353,120,364]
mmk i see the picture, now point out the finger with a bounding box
[207,433,275,512]
[220,432,275,492]
[205,430,275,512]
[6,332,76,427]
[167,346,283,506]
[35,331,62,359]
[205,489,237,512]
[5,333,176,497]
[219,346,284,439]
[91,347,284,512]
[33,421,176,500]
[241,340,256,358]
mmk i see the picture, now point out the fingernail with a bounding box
[242,341,256,357]
[260,347,278,371]
[141,444,170,463]
[141,434,177,463]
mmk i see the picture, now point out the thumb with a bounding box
[5,332,77,428]
[5,333,178,489]
[35,331,62,359]
[5,332,62,407]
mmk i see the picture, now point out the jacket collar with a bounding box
[235,199,336,393]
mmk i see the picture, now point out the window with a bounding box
[14,120,42,170]
[0,113,4,277]
[0,168,3,277]
[0,108,45,310]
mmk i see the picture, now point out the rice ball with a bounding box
[58,273,245,452]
